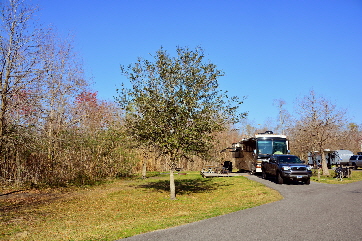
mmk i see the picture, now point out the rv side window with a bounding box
[358,156,362,160]
[243,143,255,152]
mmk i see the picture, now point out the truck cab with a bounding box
[262,154,312,184]
[349,155,362,169]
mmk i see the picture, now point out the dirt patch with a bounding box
[0,189,69,212]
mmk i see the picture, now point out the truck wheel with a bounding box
[276,172,284,184]
[262,170,267,179]
[304,178,310,185]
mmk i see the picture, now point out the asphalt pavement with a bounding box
[122,174,362,241]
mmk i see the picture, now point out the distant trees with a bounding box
[287,90,348,175]
[117,46,245,199]
[273,99,290,135]
[341,123,361,154]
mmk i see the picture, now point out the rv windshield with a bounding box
[257,139,287,155]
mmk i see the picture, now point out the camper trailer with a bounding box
[308,150,353,167]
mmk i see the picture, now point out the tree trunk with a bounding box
[321,151,330,176]
[169,169,176,200]
[142,160,147,179]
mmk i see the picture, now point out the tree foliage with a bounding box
[117,46,245,199]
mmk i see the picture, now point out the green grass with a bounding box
[3,170,361,241]
[1,172,281,241]
[311,169,362,184]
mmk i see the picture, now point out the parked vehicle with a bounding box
[349,155,362,169]
[228,131,289,174]
[308,149,353,167]
[262,154,312,184]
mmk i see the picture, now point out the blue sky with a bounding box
[33,0,362,126]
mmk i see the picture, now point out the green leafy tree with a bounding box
[117,46,245,199]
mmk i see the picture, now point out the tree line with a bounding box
[0,0,242,189]
[0,0,138,187]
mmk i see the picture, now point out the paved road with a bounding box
[123,175,362,241]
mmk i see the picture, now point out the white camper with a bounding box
[308,149,353,167]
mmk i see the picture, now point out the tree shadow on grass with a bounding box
[135,178,231,195]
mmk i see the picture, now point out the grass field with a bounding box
[311,168,362,184]
[1,172,282,241]
[2,170,361,240]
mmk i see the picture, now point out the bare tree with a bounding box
[292,90,347,175]
[239,118,257,137]
[37,31,87,163]
[0,0,45,185]
[340,123,361,154]
[273,99,291,135]
[0,0,40,144]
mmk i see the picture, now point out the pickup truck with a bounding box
[261,154,312,184]
[349,155,362,169]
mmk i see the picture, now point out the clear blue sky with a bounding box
[34,0,362,126]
